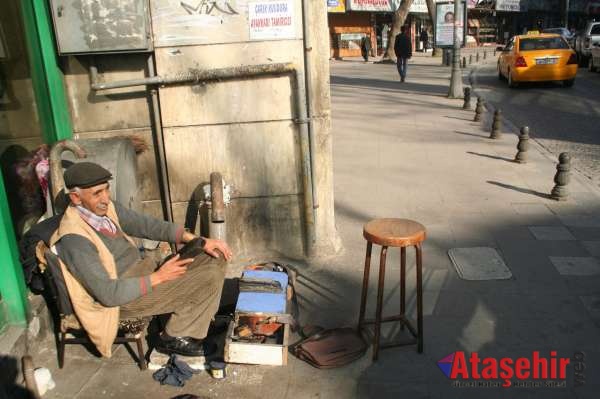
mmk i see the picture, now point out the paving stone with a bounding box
[550,257,600,276]
[511,202,555,216]
[528,226,576,241]
[581,241,600,257]
[579,295,600,322]
[558,215,600,228]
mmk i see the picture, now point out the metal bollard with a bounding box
[514,126,530,163]
[494,49,497,57]
[483,51,487,60]
[463,87,472,110]
[476,52,480,62]
[446,50,452,66]
[490,109,502,139]
[469,54,473,65]
[474,97,484,122]
[551,153,571,201]
[462,56,467,68]
[442,50,446,65]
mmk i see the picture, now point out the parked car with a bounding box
[574,21,600,66]
[497,33,578,88]
[543,27,576,48]
[589,43,600,72]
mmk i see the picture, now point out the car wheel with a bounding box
[498,64,504,80]
[508,71,518,88]
[589,58,597,72]
[578,54,589,67]
[564,79,575,87]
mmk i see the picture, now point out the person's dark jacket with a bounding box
[394,33,412,59]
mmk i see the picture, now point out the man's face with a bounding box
[69,182,111,216]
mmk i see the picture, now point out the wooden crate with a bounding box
[224,317,289,366]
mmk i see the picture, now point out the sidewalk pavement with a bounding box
[38,53,600,399]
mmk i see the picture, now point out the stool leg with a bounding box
[415,244,424,353]
[400,246,406,331]
[373,246,388,361]
[358,241,373,331]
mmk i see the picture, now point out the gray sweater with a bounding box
[55,202,181,307]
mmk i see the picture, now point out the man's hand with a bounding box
[150,254,194,287]
[203,238,233,261]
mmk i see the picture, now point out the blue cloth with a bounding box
[152,354,199,387]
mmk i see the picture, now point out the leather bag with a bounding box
[291,327,367,369]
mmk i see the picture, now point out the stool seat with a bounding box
[363,218,426,247]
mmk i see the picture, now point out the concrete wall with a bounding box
[58,0,340,259]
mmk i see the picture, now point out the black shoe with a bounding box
[155,335,217,357]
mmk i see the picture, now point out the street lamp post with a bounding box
[564,0,570,28]
[448,0,463,98]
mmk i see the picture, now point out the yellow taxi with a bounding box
[497,32,578,88]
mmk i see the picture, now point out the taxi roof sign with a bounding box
[526,30,541,35]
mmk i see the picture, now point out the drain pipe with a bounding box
[301,0,319,248]
[89,61,317,256]
[146,55,175,224]
[209,172,226,240]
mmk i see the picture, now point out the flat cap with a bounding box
[64,162,113,189]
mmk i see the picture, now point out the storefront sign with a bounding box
[249,1,295,40]
[496,0,528,12]
[435,1,466,48]
[347,0,395,12]
[327,0,346,13]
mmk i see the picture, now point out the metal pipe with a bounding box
[209,172,226,240]
[22,356,41,399]
[49,140,87,201]
[91,63,296,91]
[301,0,319,251]
[293,69,316,256]
[146,56,175,225]
[210,172,225,222]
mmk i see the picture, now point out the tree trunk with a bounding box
[426,0,442,56]
[384,0,415,60]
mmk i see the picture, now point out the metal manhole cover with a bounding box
[448,247,512,280]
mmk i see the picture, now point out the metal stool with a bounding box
[358,218,426,360]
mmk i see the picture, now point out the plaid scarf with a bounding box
[75,205,117,236]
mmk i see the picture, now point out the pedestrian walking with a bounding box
[361,34,371,62]
[420,29,429,52]
[394,26,412,82]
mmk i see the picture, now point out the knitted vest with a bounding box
[50,202,136,357]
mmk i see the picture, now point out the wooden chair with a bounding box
[40,247,148,370]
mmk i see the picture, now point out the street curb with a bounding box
[468,63,600,200]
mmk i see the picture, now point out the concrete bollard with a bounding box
[489,109,502,139]
[469,54,473,65]
[462,56,467,68]
[474,97,484,122]
[476,52,480,62]
[551,153,571,201]
[514,126,530,163]
[463,87,472,110]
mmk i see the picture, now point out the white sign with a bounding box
[496,0,527,12]
[435,1,465,47]
[249,1,295,40]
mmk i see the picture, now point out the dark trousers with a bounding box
[120,254,226,339]
[397,57,408,79]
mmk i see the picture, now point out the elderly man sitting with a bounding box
[50,162,232,358]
